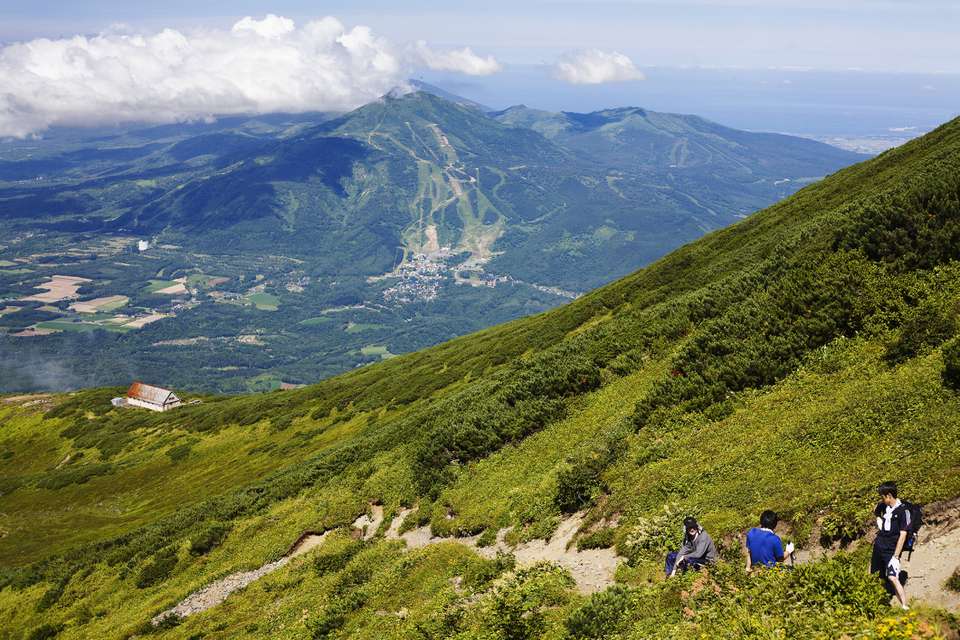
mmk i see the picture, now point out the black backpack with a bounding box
[900,501,923,559]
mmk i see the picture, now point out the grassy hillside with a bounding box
[2,117,960,638]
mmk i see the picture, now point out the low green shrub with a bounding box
[632,253,882,430]
[27,623,64,640]
[407,591,465,640]
[473,563,575,640]
[618,504,686,565]
[330,559,374,598]
[946,566,960,593]
[166,443,193,463]
[309,592,365,639]
[188,523,230,556]
[820,500,867,546]
[476,528,497,548]
[135,547,178,589]
[134,614,181,634]
[462,552,515,591]
[576,527,615,551]
[785,553,888,617]
[34,575,70,613]
[554,423,629,514]
[313,539,365,576]
[885,302,957,364]
[35,464,114,490]
[943,336,960,390]
[565,585,633,639]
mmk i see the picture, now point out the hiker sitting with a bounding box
[666,517,718,577]
[872,481,911,610]
[745,510,795,572]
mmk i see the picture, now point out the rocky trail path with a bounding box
[154,507,616,625]
[152,531,332,625]
[875,497,960,610]
[393,509,618,594]
[905,526,960,610]
[156,501,960,625]
[794,498,960,610]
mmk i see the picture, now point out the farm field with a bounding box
[360,344,394,359]
[35,319,132,333]
[69,295,129,314]
[246,292,280,311]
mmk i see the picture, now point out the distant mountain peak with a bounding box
[406,80,491,112]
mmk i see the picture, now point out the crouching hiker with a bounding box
[745,510,795,572]
[872,481,911,610]
[666,517,718,577]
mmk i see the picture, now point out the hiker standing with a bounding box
[745,510,795,572]
[666,517,718,577]
[872,481,911,610]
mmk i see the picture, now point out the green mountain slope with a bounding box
[2,118,959,639]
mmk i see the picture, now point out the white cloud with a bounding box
[553,49,645,84]
[231,14,296,38]
[411,41,502,75]
[0,15,502,138]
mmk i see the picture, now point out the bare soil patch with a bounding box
[11,327,58,337]
[124,313,168,329]
[155,283,188,295]
[22,275,91,303]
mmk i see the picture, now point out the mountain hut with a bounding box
[126,382,182,412]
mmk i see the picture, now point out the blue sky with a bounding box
[1,1,958,139]
[3,0,959,72]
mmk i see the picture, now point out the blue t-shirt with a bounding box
[746,528,784,567]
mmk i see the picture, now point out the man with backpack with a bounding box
[745,510,795,571]
[872,481,917,610]
[666,516,718,577]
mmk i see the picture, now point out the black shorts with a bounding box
[871,544,896,577]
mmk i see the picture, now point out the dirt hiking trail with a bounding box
[393,510,618,594]
[796,497,960,610]
[899,498,960,610]
[156,501,960,625]
[152,531,331,624]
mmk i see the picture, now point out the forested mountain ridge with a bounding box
[492,103,860,175]
[2,116,960,637]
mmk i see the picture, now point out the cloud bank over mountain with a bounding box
[0,14,501,138]
[553,49,645,85]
